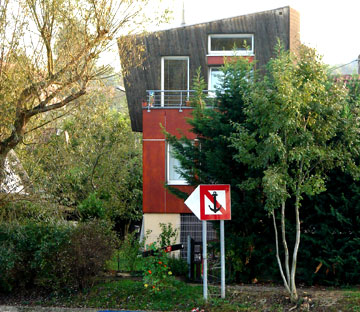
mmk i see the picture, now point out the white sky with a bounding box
[167,0,360,66]
[106,0,359,71]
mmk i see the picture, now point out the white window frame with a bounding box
[208,67,224,95]
[208,34,254,56]
[167,143,189,185]
[161,56,190,107]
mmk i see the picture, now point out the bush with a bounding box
[167,256,188,277]
[59,220,118,290]
[0,220,117,292]
[0,221,72,292]
[157,223,178,248]
[142,244,175,292]
[117,231,143,273]
[0,200,64,222]
[77,192,106,221]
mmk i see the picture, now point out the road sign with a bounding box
[200,184,231,220]
[185,184,231,301]
[184,185,201,219]
[185,184,231,221]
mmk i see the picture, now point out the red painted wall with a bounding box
[143,108,196,214]
[207,55,254,65]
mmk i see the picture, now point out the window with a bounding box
[161,56,189,106]
[208,34,254,56]
[167,143,188,185]
[209,66,253,94]
[208,67,224,91]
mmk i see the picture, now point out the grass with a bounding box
[340,290,360,311]
[4,277,360,311]
[45,279,205,311]
[42,279,265,312]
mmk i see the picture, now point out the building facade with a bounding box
[119,6,300,253]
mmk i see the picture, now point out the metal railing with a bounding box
[144,90,217,110]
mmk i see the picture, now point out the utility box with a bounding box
[188,236,202,282]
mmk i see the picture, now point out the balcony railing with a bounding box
[144,90,217,110]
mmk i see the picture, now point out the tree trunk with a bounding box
[272,209,291,294]
[273,198,300,303]
[124,221,131,238]
[290,194,301,302]
[281,200,291,286]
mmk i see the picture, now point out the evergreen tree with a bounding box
[231,45,360,301]
[166,59,277,282]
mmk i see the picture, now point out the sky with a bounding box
[107,0,360,72]
[167,0,360,67]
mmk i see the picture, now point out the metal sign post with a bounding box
[202,220,208,301]
[220,220,225,298]
[185,184,231,301]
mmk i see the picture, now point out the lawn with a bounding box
[4,278,358,312]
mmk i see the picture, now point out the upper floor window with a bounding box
[208,34,254,56]
[161,56,189,106]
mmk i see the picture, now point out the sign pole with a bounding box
[184,184,231,301]
[202,220,208,301]
[220,220,225,298]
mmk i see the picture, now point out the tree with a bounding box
[165,60,277,282]
[230,45,360,301]
[0,0,169,186]
[17,86,142,236]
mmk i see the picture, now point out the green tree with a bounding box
[0,0,170,186]
[165,59,276,282]
[230,45,360,301]
[18,93,142,235]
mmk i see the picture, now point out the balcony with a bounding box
[144,90,217,111]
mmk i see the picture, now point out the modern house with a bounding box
[118,6,300,255]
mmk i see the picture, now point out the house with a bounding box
[118,6,300,256]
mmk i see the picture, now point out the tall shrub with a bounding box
[0,220,117,292]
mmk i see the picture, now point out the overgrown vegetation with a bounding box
[17,99,143,236]
[166,44,360,299]
[0,220,117,292]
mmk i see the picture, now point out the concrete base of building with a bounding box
[141,213,181,257]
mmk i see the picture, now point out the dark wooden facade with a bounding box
[118,6,300,132]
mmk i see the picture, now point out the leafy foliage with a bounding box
[165,57,275,283]
[142,246,174,293]
[230,44,360,300]
[78,192,106,221]
[166,46,360,289]
[0,220,117,292]
[117,231,144,273]
[297,168,360,285]
[157,222,179,248]
[0,0,170,186]
[18,100,142,235]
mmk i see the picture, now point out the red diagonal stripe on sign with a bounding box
[204,190,226,215]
